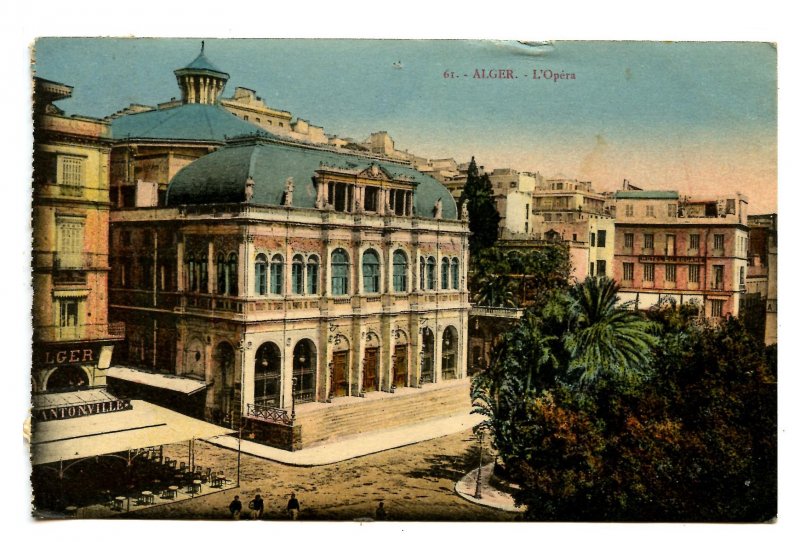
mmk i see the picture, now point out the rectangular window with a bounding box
[667,204,677,217]
[589,262,594,277]
[623,262,634,281]
[689,264,700,283]
[624,233,633,248]
[646,205,655,217]
[57,218,85,268]
[591,232,596,247]
[739,266,745,286]
[690,234,700,250]
[596,260,606,277]
[306,260,319,295]
[714,234,725,250]
[713,265,724,289]
[643,263,655,282]
[525,203,530,218]
[665,264,676,282]
[59,298,81,339]
[644,234,654,249]
[58,155,85,187]
[665,234,676,256]
[597,230,606,248]
[363,186,379,212]
[625,204,634,217]
[711,299,724,318]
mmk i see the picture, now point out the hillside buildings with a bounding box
[746,213,777,344]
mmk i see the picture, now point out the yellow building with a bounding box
[31,78,124,394]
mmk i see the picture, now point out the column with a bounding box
[176,234,185,291]
[207,241,215,294]
[237,238,247,297]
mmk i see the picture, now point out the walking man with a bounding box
[375,501,388,521]
[229,495,242,519]
[287,492,300,520]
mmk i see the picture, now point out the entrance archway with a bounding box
[441,326,458,380]
[331,336,349,398]
[45,366,89,391]
[214,342,236,424]
[362,332,380,393]
[293,339,317,403]
[392,330,408,388]
[420,327,434,384]
[254,342,281,406]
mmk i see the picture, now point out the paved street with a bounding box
[123,428,517,521]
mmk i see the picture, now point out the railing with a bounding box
[53,252,108,270]
[246,403,293,426]
[469,306,525,319]
[34,321,126,342]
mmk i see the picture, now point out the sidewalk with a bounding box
[201,412,485,466]
[454,463,525,513]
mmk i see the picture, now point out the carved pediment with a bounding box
[358,163,392,181]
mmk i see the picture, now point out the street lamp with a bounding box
[261,358,269,404]
[474,430,485,499]
[290,376,297,423]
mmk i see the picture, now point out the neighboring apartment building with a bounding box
[31,77,125,395]
[614,189,749,319]
[501,176,614,281]
[745,213,777,345]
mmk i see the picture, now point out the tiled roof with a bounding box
[178,51,228,77]
[110,104,258,142]
[614,190,679,200]
[166,136,459,220]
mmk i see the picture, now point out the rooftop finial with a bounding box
[201,40,205,53]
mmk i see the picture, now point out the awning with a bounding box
[31,399,233,466]
[106,366,208,395]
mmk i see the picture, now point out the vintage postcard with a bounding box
[27,38,777,523]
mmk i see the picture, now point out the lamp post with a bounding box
[261,359,269,404]
[474,430,484,499]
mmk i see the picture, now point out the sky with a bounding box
[33,38,777,213]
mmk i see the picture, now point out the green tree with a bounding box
[564,277,658,386]
[458,157,500,253]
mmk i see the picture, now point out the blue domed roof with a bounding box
[110,104,258,142]
[166,136,459,220]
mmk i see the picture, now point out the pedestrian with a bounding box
[229,495,242,519]
[375,501,388,521]
[249,494,264,519]
[287,492,300,520]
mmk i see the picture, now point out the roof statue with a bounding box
[284,177,294,207]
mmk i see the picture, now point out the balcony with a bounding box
[34,322,126,343]
[54,252,108,270]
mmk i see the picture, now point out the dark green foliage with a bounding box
[469,245,571,307]
[458,157,500,253]
[472,279,777,522]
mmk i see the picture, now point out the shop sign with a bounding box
[33,398,132,422]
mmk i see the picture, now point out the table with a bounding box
[113,497,126,511]
[140,491,155,505]
[189,480,202,494]
[64,506,77,518]
[162,486,178,499]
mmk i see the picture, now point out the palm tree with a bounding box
[472,273,517,308]
[564,276,658,386]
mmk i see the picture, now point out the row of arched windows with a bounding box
[419,256,460,291]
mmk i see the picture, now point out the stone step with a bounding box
[295,380,472,448]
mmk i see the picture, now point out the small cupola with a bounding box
[174,41,230,105]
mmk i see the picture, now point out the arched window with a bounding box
[393,250,408,292]
[440,257,450,290]
[426,256,436,290]
[331,249,349,295]
[199,254,208,293]
[291,255,304,295]
[306,255,319,295]
[254,342,281,406]
[216,253,226,294]
[451,257,460,290]
[254,253,267,295]
[362,249,380,294]
[419,256,426,290]
[227,253,238,296]
[270,254,284,295]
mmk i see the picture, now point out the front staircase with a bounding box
[243,378,473,451]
